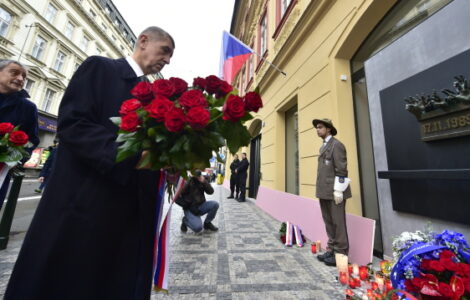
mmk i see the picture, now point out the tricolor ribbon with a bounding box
[152,173,186,293]
[285,221,293,247]
[293,225,304,247]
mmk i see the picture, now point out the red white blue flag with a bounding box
[153,174,186,293]
[220,30,253,84]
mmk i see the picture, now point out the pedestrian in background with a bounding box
[0,59,39,210]
[34,139,58,194]
[227,154,240,199]
[235,153,249,202]
[313,118,351,267]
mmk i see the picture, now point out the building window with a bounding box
[260,14,267,55]
[45,3,58,23]
[101,23,107,32]
[42,89,56,112]
[0,7,12,38]
[64,22,75,40]
[32,36,47,60]
[281,0,292,17]
[53,51,66,72]
[80,35,90,52]
[112,35,117,41]
[74,62,80,71]
[249,43,255,79]
[96,47,102,55]
[89,9,96,19]
[24,79,35,95]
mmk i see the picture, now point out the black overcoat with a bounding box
[0,90,39,207]
[236,158,249,182]
[5,56,160,300]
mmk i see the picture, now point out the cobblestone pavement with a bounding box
[0,185,347,299]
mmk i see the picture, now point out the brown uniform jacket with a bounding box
[316,136,352,200]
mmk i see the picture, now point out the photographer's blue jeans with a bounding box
[184,201,219,233]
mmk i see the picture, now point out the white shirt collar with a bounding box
[125,56,144,77]
[324,135,332,143]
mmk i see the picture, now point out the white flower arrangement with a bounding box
[391,225,433,262]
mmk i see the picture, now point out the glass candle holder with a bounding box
[339,271,349,285]
[359,266,369,280]
[311,243,317,254]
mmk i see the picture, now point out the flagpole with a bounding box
[224,31,287,77]
[251,50,287,76]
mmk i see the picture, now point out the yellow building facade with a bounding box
[229,0,466,256]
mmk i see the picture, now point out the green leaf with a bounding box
[155,131,167,143]
[136,151,152,169]
[219,121,252,154]
[110,117,122,126]
[116,131,136,143]
[240,113,254,122]
[254,85,260,94]
[170,135,188,153]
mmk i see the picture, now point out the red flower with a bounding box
[421,259,432,270]
[164,107,186,132]
[152,79,175,98]
[405,279,420,293]
[450,275,465,299]
[463,278,470,293]
[169,77,188,96]
[429,260,446,272]
[179,90,207,109]
[131,82,154,104]
[442,259,460,272]
[411,277,425,289]
[119,99,142,116]
[205,75,222,94]
[0,122,14,135]
[438,282,453,297]
[120,112,140,132]
[186,106,210,129]
[9,130,29,146]
[215,80,233,98]
[222,95,245,122]
[145,96,174,121]
[193,77,206,90]
[440,250,456,260]
[244,91,263,112]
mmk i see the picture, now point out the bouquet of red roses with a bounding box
[111,75,263,177]
[0,122,31,163]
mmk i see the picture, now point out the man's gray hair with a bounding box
[137,26,175,48]
[0,59,27,72]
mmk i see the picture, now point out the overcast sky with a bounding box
[112,0,235,82]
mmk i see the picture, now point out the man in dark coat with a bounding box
[5,27,175,300]
[227,154,240,199]
[312,118,351,267]
[179,170,219,233]
[34,139,58,193]
[0,59,40,210]
[235,152,249,202]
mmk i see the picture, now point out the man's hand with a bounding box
[333,190,343,205]
[38,176,45,183]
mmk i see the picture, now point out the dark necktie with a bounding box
[138,76,150,83]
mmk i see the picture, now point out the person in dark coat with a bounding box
[0,59,39,210]
[34,140,58,193]
[235,152,249,202]
[179,170,219,233]
[227,154,240,199]
[5,27,175,300]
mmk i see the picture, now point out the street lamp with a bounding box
[18,23,38,62]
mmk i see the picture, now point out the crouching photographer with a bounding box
[176,170,219,233]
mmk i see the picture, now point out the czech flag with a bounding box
[220,31,253,84]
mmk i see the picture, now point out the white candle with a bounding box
[353,264,359,276]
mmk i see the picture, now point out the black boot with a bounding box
[180,217,188,232]
[204,222,218,231]
[227,194,234,199]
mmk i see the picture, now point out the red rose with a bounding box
[164,107,186,132]
[9,130,29,146]
[244,91,263,112]
[120,112,140,132]
[442,259,460,272]
[463,278,470,293]
[145,96,174,121]
[215,80,233,98]
[437,282,453,297]
[186,106,210,129]
[405,279,420,293]
[440,250,456,260]
[152,79,175,98]
[193,77,207,90]
[0,122,14,135]
[119,99,142,116]
[205,75,222,94]
[131,82,154,104]
[179,90,207,109]
[411,277,425,289]
[222,95,246,122]
[429,260,446,272]
[169,77,188,96]
[421,259,432,270]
